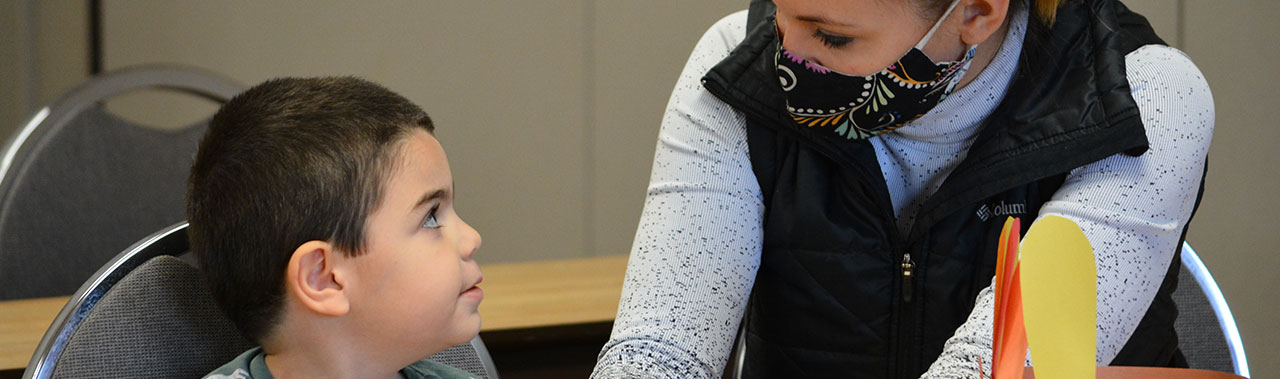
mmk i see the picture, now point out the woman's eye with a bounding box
[813,29,853,48]
[422,207,441,229]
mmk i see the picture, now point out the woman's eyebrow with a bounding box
[795,15,859,28]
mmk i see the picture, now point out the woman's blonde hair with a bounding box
[918,0,1064,26]
[1033,0,1062,25]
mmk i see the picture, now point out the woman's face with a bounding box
[774,0,968,77]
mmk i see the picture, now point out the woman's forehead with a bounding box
[775,0,923,26]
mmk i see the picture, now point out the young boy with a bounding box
[188,77,484,379]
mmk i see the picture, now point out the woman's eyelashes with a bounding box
[813,29,854,48]
[422,205,441,229]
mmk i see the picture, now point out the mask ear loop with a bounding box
[917,0,981,61]
[916,0,981,68]
[916,0,966,50]
[921,0,982,94]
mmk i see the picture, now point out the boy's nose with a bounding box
[460,219,481,260]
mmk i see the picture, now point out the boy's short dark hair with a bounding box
[187,77,434,342]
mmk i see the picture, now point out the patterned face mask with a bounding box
[775,0,977,140]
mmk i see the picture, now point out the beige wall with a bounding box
[2,1,1276,376]
[1179,1,1280,374]
[0,1,88,145]
[94,0,745,265]
[0,1,33,141]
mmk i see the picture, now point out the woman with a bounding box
[593,0,1212,378]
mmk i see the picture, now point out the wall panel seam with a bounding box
[582,0,597,257]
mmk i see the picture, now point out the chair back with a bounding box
[23,222,251,378]
[1173,242,1249,377]
[0,65,242,300]
[25,222,500,378]
[429,336,501,379]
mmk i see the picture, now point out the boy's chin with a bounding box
[464,314,482,338]
[444,314,482,346]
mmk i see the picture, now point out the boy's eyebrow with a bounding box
[412,182,455,210]
[414,188,450,209]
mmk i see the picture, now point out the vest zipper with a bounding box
[885,199,910,379]
[900,253,915,303]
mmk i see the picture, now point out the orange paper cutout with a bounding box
[993,217,1028,379]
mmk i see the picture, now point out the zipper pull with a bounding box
[901,253,915,303]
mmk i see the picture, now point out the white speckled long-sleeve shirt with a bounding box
[592,5,1213,378]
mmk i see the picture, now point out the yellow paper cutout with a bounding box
[1019,215,1097,379]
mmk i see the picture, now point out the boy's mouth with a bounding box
[461,276,484,300]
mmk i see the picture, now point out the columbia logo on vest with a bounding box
[976,201,1027,221]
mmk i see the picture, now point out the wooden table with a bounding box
[475,255,628,332]
[0,254,630,373]
[0,297,69,373]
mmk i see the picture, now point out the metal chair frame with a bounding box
[23,221,191,379]
[1180,242,1249,377]
[0,65,242,200]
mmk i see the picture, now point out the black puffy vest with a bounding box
[700,0,1197,377]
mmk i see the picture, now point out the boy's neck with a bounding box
[262,347,404,379]
[260,315,411,379]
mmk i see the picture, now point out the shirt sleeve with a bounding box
[590,10,761,379]
[921,44,1215,377]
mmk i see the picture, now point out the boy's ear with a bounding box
[285,240,350,317]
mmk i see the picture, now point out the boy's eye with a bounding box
[813,29,854,48]
[422,206,441,229]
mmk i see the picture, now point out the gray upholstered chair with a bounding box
[1173,242,1250,377]
[24,222,501,379]
[0,65,242,300]
[728,242,1250,378]
[430,335,501,379]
